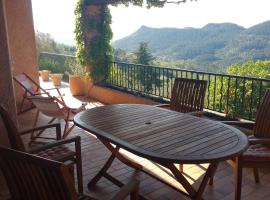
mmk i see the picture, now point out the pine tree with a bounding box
[134,42,162,93]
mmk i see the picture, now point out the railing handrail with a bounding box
[38,53,270,82]
[40,52,76,58]
[112,61,270,82]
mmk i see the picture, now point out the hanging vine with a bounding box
[75,0,112,81]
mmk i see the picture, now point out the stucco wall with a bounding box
[89,85,157,105]
[0,0,17,147]
[5,0,39,108]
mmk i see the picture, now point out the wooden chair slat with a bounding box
[170,78,207,113]
[0,105,83,193]
[254,89,270,138]
[0,147,140,200]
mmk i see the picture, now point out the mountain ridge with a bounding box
[112,21,270,71]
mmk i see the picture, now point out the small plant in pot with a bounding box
[67,59,92,96]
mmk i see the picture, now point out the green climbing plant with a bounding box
[75,0,113,81]
[74,0,193,81]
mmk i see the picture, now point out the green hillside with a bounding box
[113,21,270,72]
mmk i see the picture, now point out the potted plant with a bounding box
[50,73,63,86]
[40,70,50,81]
[67,60,92,96]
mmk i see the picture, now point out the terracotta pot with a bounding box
[40,70,50,81]
[51,73,63,86]
[69,75,92,96]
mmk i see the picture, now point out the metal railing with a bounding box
[38,52,76,82]
[38,53,270,121]
[107,61,270,121]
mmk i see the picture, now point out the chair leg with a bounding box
[209,176,214,186]
[63,123,75,139]
[253,168,260,183]
[130,186,139,200]
[75,139,83,193]
[18,96,26,114]
[29,110,40,144]
[235,156,243,200]
[68,164,75,184]
[17,94,36,115]
[29,111,56,145]
[179,164,183,172]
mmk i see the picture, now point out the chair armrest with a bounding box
[44,87,61,91]
[19,123,61,140]
[29,136,81,154]
[155,104,171,108]
[187,110,207,117]
[222,121,255,129]
[111,179,139,200]
[248,135,270,145]
[45,88,65,100]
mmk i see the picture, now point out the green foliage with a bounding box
[227,60,270,78]
[226,60,270,119]
[36,31,75,55]
[75,0,113,81]
[110,0,166,8]
[36,31,76,82]
[134,42,154,65]
[38,53,75,82]
[133,42,162,93]
[66,58,89,76]
[205,60,270,120]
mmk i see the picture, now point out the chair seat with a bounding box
[243,144,270,162]
[78,194,97,200]
[36,145,75,162]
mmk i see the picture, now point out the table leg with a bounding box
[166,162,219,200]
[195,163,218,200]
[88,151,118,188]
[235,156,243,200]
[88,139,143,189]
[167,163,197,198]
[101,140,143,171]
[89,138,218,200]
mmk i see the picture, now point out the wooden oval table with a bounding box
[74,104,248,200]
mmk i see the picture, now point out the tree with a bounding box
[35,31,75,55]
[133,42,162,93]
[134,42,154,65]
[206,60,270,120]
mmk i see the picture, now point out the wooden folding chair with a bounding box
[13,72,64,114]
[28,96,86,140]
[216,89,270,199]
[0,146,139,200]
[0,105,83,193]
[158,77,207,114]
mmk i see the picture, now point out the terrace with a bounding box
[0,79,270,200]
[1,1,270,200]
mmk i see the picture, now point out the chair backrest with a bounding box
[254,89,270,138]
[28,96,64,118]
[0,146,78,200]
[0,105,25,151]
[13,73,38,95]
[170,78,207,113]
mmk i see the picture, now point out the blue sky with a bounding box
[31,0,270,45]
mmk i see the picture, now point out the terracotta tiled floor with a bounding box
[1,79,270,200]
